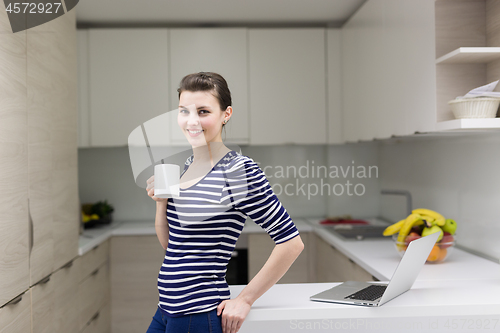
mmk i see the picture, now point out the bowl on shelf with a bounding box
[392,233,456,264]
[448,97,500,119]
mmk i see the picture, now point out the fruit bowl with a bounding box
[392,233,456,264]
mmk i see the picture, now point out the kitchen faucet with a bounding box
[380,190,412,217]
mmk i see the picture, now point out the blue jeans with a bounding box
[146,306,222,333]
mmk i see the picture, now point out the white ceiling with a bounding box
[75,0,367,27]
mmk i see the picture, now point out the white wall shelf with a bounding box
[435,118,500,131]
[436,47,500,64]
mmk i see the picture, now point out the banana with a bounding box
[383,218,424,236]
[412,208,445,226]
[397,213,422,244]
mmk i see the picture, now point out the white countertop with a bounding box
[79,216,500,331]
[306,217,500,281]
[230,280,500,332]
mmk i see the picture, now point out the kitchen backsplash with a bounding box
[78,134,500,260]
[378,132,500,261]
[78,143,380,223]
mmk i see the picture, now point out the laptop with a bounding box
[310,232,440,307]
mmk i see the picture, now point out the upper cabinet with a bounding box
[169,28,249,145]
[87,29,170,147]
[248,28,327,145]
[327,29,343,145]
[79,27,330,147]
[341,0,436,142]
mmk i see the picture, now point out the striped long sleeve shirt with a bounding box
[157,150,299,317]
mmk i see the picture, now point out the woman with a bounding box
[145,72,304,333]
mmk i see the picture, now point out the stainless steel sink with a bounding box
[323,224,389,241]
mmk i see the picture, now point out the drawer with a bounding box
[0,289,31,333]
[52,259,80,333]
[31,274,55,333]
[78,261,110,331]
[77,240,109,284]
[81,301,111,333]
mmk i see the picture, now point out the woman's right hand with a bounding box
[146,175,168,202]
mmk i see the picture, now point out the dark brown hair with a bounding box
[177,71,232,114]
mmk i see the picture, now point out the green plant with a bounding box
[89,200,114,218]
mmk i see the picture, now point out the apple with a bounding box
[405,232,421,244]
[440,231,454,249]
[421,225,443,242]
[442,219,457,235]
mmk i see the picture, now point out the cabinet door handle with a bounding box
[0,293,23,308]
[90,311,100,322]
[62,260,74,269]
[91,268,99,276]
[34,275,51,286]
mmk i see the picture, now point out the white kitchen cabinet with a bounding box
[77,29,91,148]
[248,28,327,145]
[341,0,436,142]
[110,236,165,333]
[88,29,170,147]
[326,29,343,144]
[248,232,314,283]
[169,28,249,145]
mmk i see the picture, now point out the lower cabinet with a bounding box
[248,232,315,283]
[75,239,111,333]
[0,289,31,333]
[110,236,165,333]
[315,234,373,282]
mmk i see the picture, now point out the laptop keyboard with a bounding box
[344,284,387,301]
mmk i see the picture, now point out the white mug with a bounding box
[154,164,180,198]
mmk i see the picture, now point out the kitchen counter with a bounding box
[79,216,500,332]
[230,279,500,333]
[307,217,500,281]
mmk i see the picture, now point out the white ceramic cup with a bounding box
[154,164,180,198]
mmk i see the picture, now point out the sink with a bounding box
[323,224,389,241]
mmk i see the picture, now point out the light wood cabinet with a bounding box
[81,301,111,333]
[1,7,78,310]
[169,28,250,145]
[88,28,170,147]
[435,0,500,130]
[30,257,80,333]
[110,236,165,333]
[0,9,30,307]
[248,28,327,145]
[0,290,31,333]
[315,235,372,283]
[75,239,111,333]
[27,7,79,286]
[248,232,314,283]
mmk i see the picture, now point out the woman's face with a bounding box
[178,90,230,147]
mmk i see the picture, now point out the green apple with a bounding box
[421,225,443,242]
[442,219,457,235]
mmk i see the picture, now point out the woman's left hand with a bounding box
[216,296,251,333]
